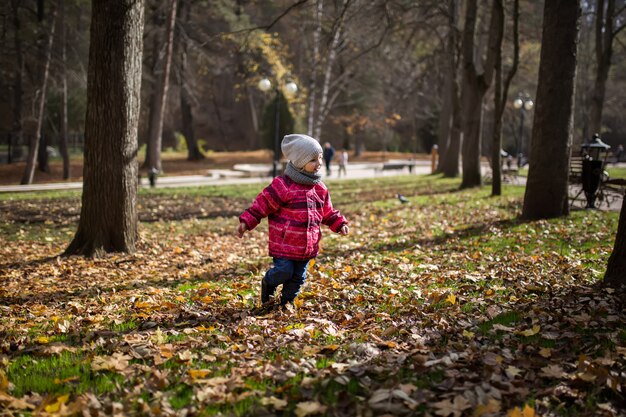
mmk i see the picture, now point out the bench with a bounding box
[569,154,584,185]
[375,160,416,174]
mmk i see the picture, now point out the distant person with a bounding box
[338,149,348,177]
[323,142,335,176]
[237,134,349,314]
[431,144,439,173]
[506,154,513,170]
[615,144,623,164]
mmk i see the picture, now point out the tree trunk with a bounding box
[459,0,501,189]
[10,0,24,157]
[522,1,581,220]
[59,0,70,180]
[604,195,626,286]
[460,78,483,188]
[176,0,203,161]
[64,0,144,257]
[588,0,617,136]
[492,59,503,196]
[146,0,177,172]
[307,0,323,137]
[21,8,56,185]
[491,0,518,197]
[436,0,456,172]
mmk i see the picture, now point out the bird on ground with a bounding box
[397,194,409,204]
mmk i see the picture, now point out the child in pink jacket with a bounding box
[237,134,349,311]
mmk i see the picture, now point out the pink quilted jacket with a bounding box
[239,175,347,261]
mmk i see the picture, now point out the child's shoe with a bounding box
[261,278,270,304]
[251,300,277,316]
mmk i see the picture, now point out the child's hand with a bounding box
[339,224,349,235]
[237,222,248,238]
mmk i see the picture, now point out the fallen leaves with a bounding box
[0,179,624,416]
[91,352,132,373]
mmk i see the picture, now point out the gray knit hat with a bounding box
[281,134,323,169]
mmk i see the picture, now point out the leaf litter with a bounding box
[0,182,624,416]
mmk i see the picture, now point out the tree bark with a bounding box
[436,0,457,174]
[307,0,323,137]
[459,0,501,189]
[64,0,144,257]
[491,0,518,196]
[313,0,347,141]
[21,8,56,184]
[588,0,622,137]
[522,1,581,220]
[176,0,203,161]
[10,0,24,159]
[146,0,177,172]
[604,195,626,286]
[59,0,70,180]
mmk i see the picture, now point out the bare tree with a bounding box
[176,0,204,161]
[491,0,519,196]
[145,0,177,172]
[459,0,501,189]
[522,1,581,219]
[588,0,625,136]
[58,0,70,180]
[21,7,56,184]
[438,0,461,177]
[9,0,24,162]
[64,0,144,257]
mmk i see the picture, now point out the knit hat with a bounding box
[281,134,323,169]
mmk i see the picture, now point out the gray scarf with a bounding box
[284,162,322,185]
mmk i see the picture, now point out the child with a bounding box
[237,134,349,311]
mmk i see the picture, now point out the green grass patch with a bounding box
[8,351,124,397]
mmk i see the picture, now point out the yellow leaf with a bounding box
[44,394,69,413]
[188,369,211,380]
[196,325,215,332]
[519,325,540,337]
[522,404,536,417]
[0,371,8,392]
[473,399,501,417]
[445,294,456,305]
[53,376,79,384]
[539,347,552,358]
[462,330,475,339]
[36,336,49,344]
[507,407,523,417]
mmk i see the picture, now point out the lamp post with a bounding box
[513,94,534,168]
[258,77,298,177]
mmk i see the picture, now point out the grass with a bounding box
[7,351,124,397]
[0,174,623,416]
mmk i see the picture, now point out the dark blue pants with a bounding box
[263,258,310,305]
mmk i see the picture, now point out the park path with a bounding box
[1,161,622,212]
[0,161,435,193]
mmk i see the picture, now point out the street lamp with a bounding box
[513,94,534,168]
[258,77,298,177]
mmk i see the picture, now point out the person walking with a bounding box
[323,142,335,176]
[237,134,349,313]
[338,149,348,178]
